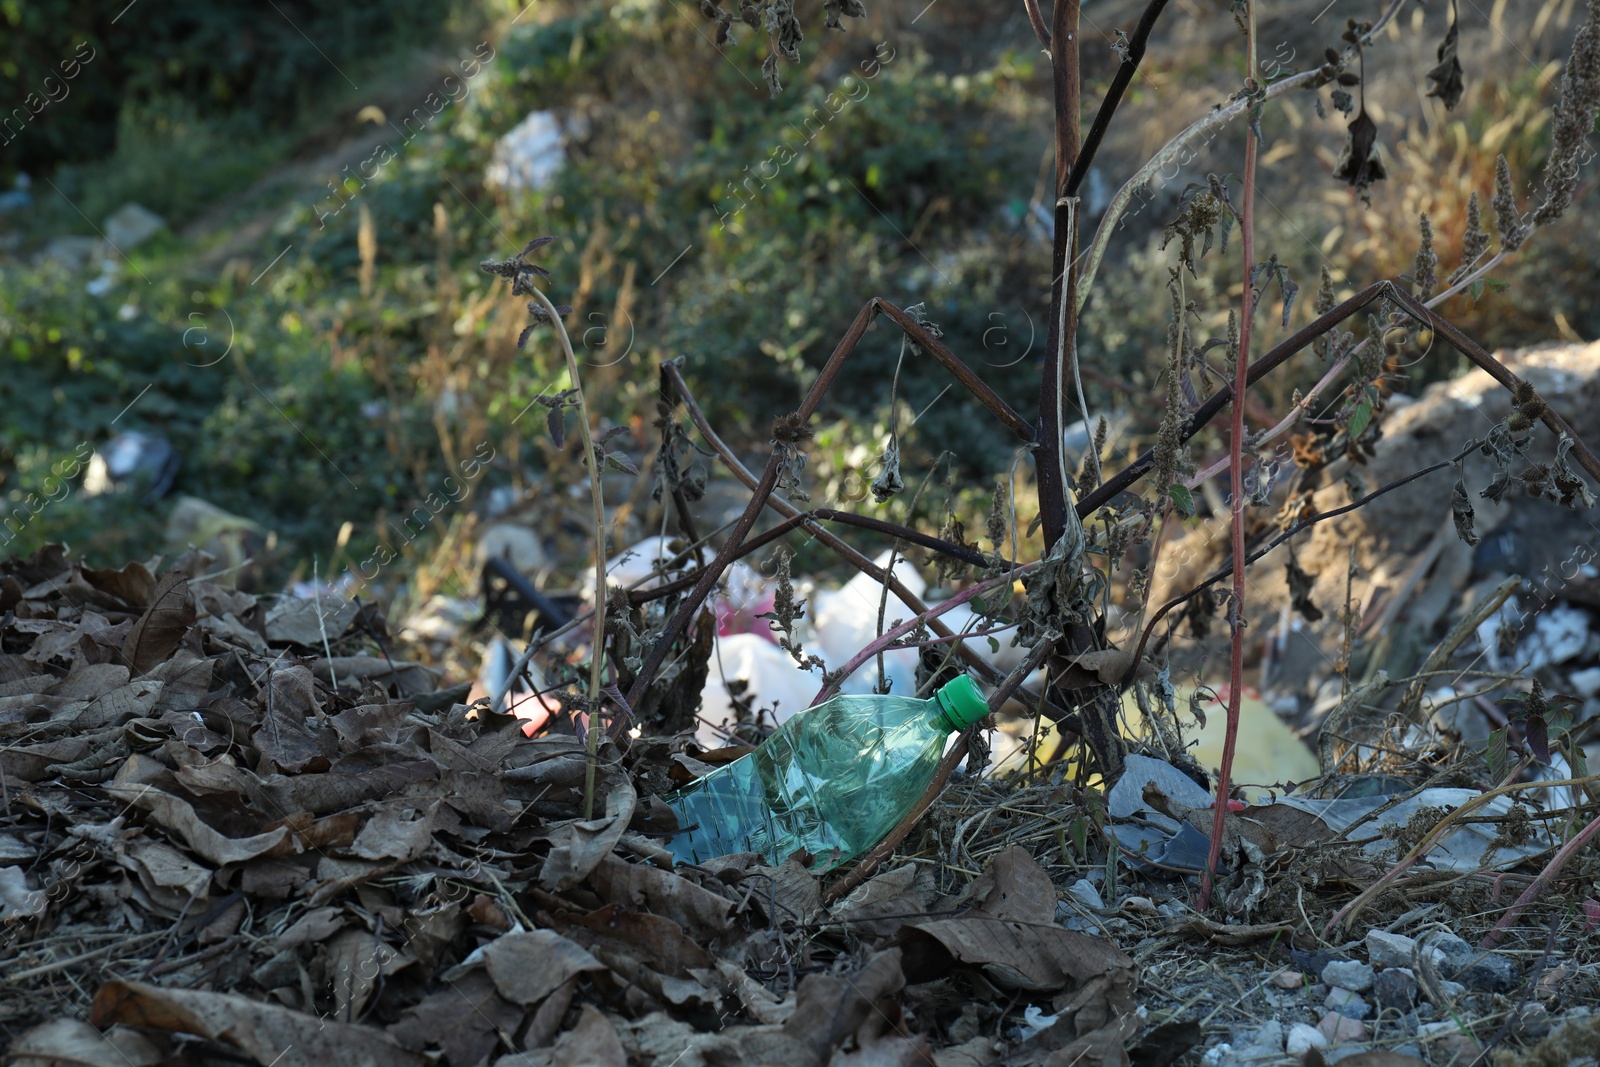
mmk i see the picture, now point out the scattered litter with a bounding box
[82,432,181,502]
[485,110,566,191]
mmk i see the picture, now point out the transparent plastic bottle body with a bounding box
[662,677,987,872]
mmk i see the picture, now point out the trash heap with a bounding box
[5,522,1600,1066]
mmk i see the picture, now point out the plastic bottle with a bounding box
[661,675,991,871]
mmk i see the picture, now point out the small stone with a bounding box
[1317,1012,1368,1044]
[1510,1002,1553,1040]
[1373,967,1419,1011]
[1247,1021,1284,1051]
[1270,968,1304,990]
[1324,988,1372,1020]
[1322,960,1375,992]
[1285,1023,1327,1055]
[1427,932,1474,967]
[1366,929,1417,968]
[1417,1019,1481,1063]
[1065,878,1104,910]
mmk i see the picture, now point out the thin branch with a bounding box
[1065,0,1172,197]
[1122,458,1455,687]
[874,301,1035,442]
[1023,0,1051,51]
[528,286,610,820]
[1076,0,1409,313]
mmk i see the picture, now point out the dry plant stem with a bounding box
[1023,0,1051,51]
[873,301,1033,441]
[825,733,969,904]
[1078,280,1600,520]
[1065,0,1172,197]
[530,288,609,821]
[1076,0,1406,313]
[1325,755,1535,937]
[623,301,876,711]
[1037,0,1082,547]
[655,362,1027,695]
[1480,808,1600,948]
[812,564,1035,704]
[1200,2,1259,916]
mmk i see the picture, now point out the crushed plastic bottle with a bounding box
[661,675,991,872]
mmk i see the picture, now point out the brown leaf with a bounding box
[264,595,360,647]
[109,755,292,866]
[556,903,717,977]
[255,664,336,773]
[7,1018,163,1067]
[746,855,826,926]
[78,560,158,611]
[475,929,607,1007]
[540,769,637,889]
[901,917,1136,996]
[782,949,905,1066]
[388,969,522,1066]
[90,979,424,1067]
[587,854,735,942]
[829,863,924,938]
[1425,0,1464,110]
[121,571,196,677]
[972,845,1057,924]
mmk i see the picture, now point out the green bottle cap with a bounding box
[933,674,990,731]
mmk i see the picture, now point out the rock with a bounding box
[1270,968,1304,990]
[1247,1021,1283,1052]
[1317,1012,1367,1044]
[1322,960,1375,992]
[1373,968,1418,1011]
[1366,929,1417,968]
[164,496,270,585]
[1416,1020,1480,1063]
[1064,878,1104,911]
[103,203,166,250]
[1285,1022,1327,1055]
[1324,988,1373,1020]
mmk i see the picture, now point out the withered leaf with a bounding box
[90,980,424,1066]
[1426,0,1465,110]
[121,571,195,677]
[1333,107,1387,193]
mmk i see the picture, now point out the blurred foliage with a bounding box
[2,0,1598,598]
[0,0,468,174]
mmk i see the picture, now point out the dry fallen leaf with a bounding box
[90,979,424,1067]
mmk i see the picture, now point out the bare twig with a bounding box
[1200,1,1259,915]
[528,286,610,820]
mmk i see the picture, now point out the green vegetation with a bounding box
[2,0,1596,596]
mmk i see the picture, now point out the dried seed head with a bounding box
[1492,155,1528,250]
[1535,0,1600,225]
[1450,191,1489,283]
[770,412,814,445]
[1414,213,1438,302]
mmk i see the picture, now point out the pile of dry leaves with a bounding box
[0,545,1157,1067]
